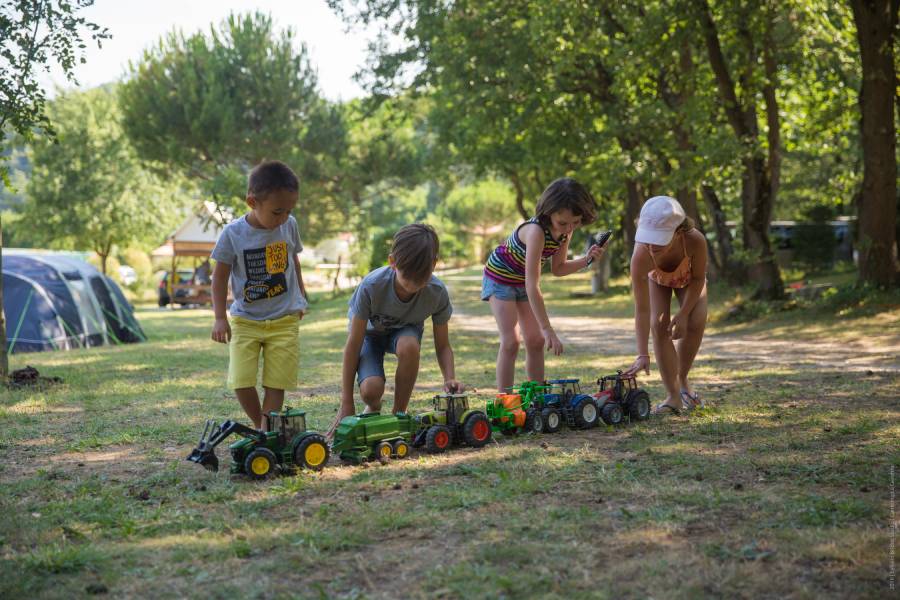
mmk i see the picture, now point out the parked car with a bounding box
[158,269,196,307]
[118,265,138,286]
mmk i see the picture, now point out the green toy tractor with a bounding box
[413,393,492,452]
[331,412,418,464]
[186,407,330,479]
[485,380,549,435]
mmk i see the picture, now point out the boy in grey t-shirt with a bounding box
[328,224,464,436]
[210,160,308,430]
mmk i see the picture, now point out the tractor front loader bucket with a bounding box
[187,419,222,471]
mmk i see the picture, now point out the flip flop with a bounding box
[653,403,681,417]
[680,389,704,410]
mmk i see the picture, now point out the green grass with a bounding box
[1,268,898,598]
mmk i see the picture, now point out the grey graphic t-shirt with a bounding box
[348,266,452,333]
[211,214,308,320]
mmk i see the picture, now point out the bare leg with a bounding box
[649,282,681,408]
[235,387,262,429]
[516,301,546,382]
[261,387,285,426]
[392,336,421,413]
[489,297,521,391]
[675,284,708,396]
[359,376,386,413]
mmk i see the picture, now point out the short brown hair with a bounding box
[390,223,439,283]
[677,217,696,232]
[534,178,598,226]
[248,160,299,198]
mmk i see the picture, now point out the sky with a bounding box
[38,0,377,101]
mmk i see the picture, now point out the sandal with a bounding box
[653,403,681,417]
[680,389,704,410]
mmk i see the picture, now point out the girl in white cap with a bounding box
[625,196,708,415]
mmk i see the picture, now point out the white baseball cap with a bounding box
[635,196,686,246]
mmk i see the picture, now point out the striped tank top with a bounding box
[484,218,565,286]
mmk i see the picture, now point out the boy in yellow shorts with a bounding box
[210,160,308,429]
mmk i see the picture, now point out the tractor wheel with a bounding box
[601,403,624,426]
[541,408,562,433]
[243,448,277,480]
[525,408,544,434]
[293,435,330,471]
[573,397,600,429]
[425,425,452,453]
[626,390,651,421]
[375,441,393,464]
[392,440,410,459]
[462,413,492,447]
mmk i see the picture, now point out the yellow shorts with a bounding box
[227,314,300,390]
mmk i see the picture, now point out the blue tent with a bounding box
[3,252,146,354]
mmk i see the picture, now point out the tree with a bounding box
[849,0,898,286]
[0,0,108,377]
[24,87,183,274]
[119,12,341,242]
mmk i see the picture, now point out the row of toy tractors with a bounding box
[188,393,494,478]
[486,372,651,435]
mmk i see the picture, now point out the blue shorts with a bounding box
[357,325,424,385]
[481,274,528,302]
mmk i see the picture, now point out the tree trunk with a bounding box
[0,217,7,378]
[678,186,720,280]
[701,184,744,284]
[623,180,643,259]
[508,171,530,220]
[695,0,784,299]
[850,0,899,286]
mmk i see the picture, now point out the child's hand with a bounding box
[625,355,651,376]
[668,311,687,340]
[211,318,231,344]
[542,327,564,355]
[443,380,465,393]
[326,404,354,440]
[585,243,606,265]
[297,309,307,321]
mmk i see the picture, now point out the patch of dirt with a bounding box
[4,365,63,390]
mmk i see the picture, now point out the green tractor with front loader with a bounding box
[186,407,330,479]
[413,393,492,452]
[331,412,418,464]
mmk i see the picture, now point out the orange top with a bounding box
[648,235,692,289]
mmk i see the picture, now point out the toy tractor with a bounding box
[413,393,492,453]
[485,380,548,435]
[186,407,330,479]
[593,371,651,425]
[541,378,601,431]
[331,412,418,464]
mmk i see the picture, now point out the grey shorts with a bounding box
[481,274,528,302]
[357,325,424,385]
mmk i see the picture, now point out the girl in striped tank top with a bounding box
[481,178,607,391]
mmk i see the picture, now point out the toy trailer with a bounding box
[413,393,492,452]
[186,407,330,479]
[331,412,418,464]
[542,378,601,431]
[485,381,547,435]
[593,371,651,425]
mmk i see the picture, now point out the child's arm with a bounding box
[549,236,606,277]
[211,261,232,344]
[433,322,463,392]
[292,253,307,318]
[626,246,652,375]
[668,232,708,340]
[521,224,563,355]
[328,316,368,437]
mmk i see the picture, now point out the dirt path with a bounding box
[452,307,900,374]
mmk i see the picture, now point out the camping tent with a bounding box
[2,251,146,353]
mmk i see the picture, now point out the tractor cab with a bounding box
[434,393,469,417]
[597,372,637,398]
[546,378,582,403]
[264,408,307,443]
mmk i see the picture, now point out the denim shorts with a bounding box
[357,325,424,385]
[481,274,528,302]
